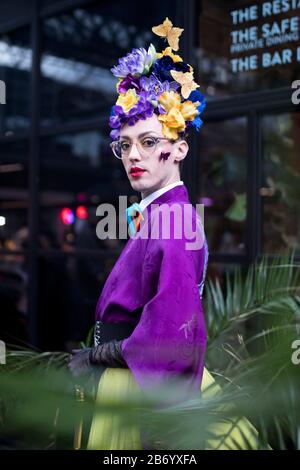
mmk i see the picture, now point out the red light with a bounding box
[76,205,88,219]
[60,208,75,225]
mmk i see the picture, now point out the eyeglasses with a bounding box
[110,135,173,160]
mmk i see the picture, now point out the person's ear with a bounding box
[174,139,189,164]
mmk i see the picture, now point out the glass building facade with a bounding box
[0,0,299,350]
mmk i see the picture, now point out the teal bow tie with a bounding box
[126,202,144,236]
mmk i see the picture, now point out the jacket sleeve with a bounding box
[121,211,208,396]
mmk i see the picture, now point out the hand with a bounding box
[67,340,127,377]
[67,347,92,377]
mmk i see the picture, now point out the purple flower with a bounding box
[124,91,154,125]
[110,128,121,140]
[109,91,155,139]
[109,105,123,129]
[140,74,179,97]
[139,74,179,114]
[111,44,157,78]
[118,74,142,93]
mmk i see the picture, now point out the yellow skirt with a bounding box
[86,367,260,450]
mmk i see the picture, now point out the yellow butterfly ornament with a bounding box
[170,70,199,99]
[152,17,184,51]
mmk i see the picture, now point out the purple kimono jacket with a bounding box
[95,184,208,396]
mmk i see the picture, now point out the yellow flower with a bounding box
[158,91,201,139]
[180,100,200,121]
[157,47,183,62]
[158,107,186,140]
[116,89,139,113]
[158,91,181,113]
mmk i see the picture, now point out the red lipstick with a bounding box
[129,166,146,178]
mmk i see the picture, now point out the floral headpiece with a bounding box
[109,17,206,141]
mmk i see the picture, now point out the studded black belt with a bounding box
[94,320,136,346]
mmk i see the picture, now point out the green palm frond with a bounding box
[205,251,300,344]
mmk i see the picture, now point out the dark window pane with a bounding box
[197,117,247,255]
[197,0,300,98]
[0,27,31,135]
[0,1,33,24]
[0,252,29,346]
[0,140,29,250]
[40,129,135,250]
[40,0,63,6]
[40,1,175,126]
[261,112,300,255]
[37,253,120,350]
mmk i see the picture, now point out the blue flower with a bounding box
[188,90,206,131]
[153,56,190,82]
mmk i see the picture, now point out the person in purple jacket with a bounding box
[68,17,210,449]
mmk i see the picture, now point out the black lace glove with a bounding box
[68,340,127,377]
[67,347,92,377]
[89,340,128,368]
